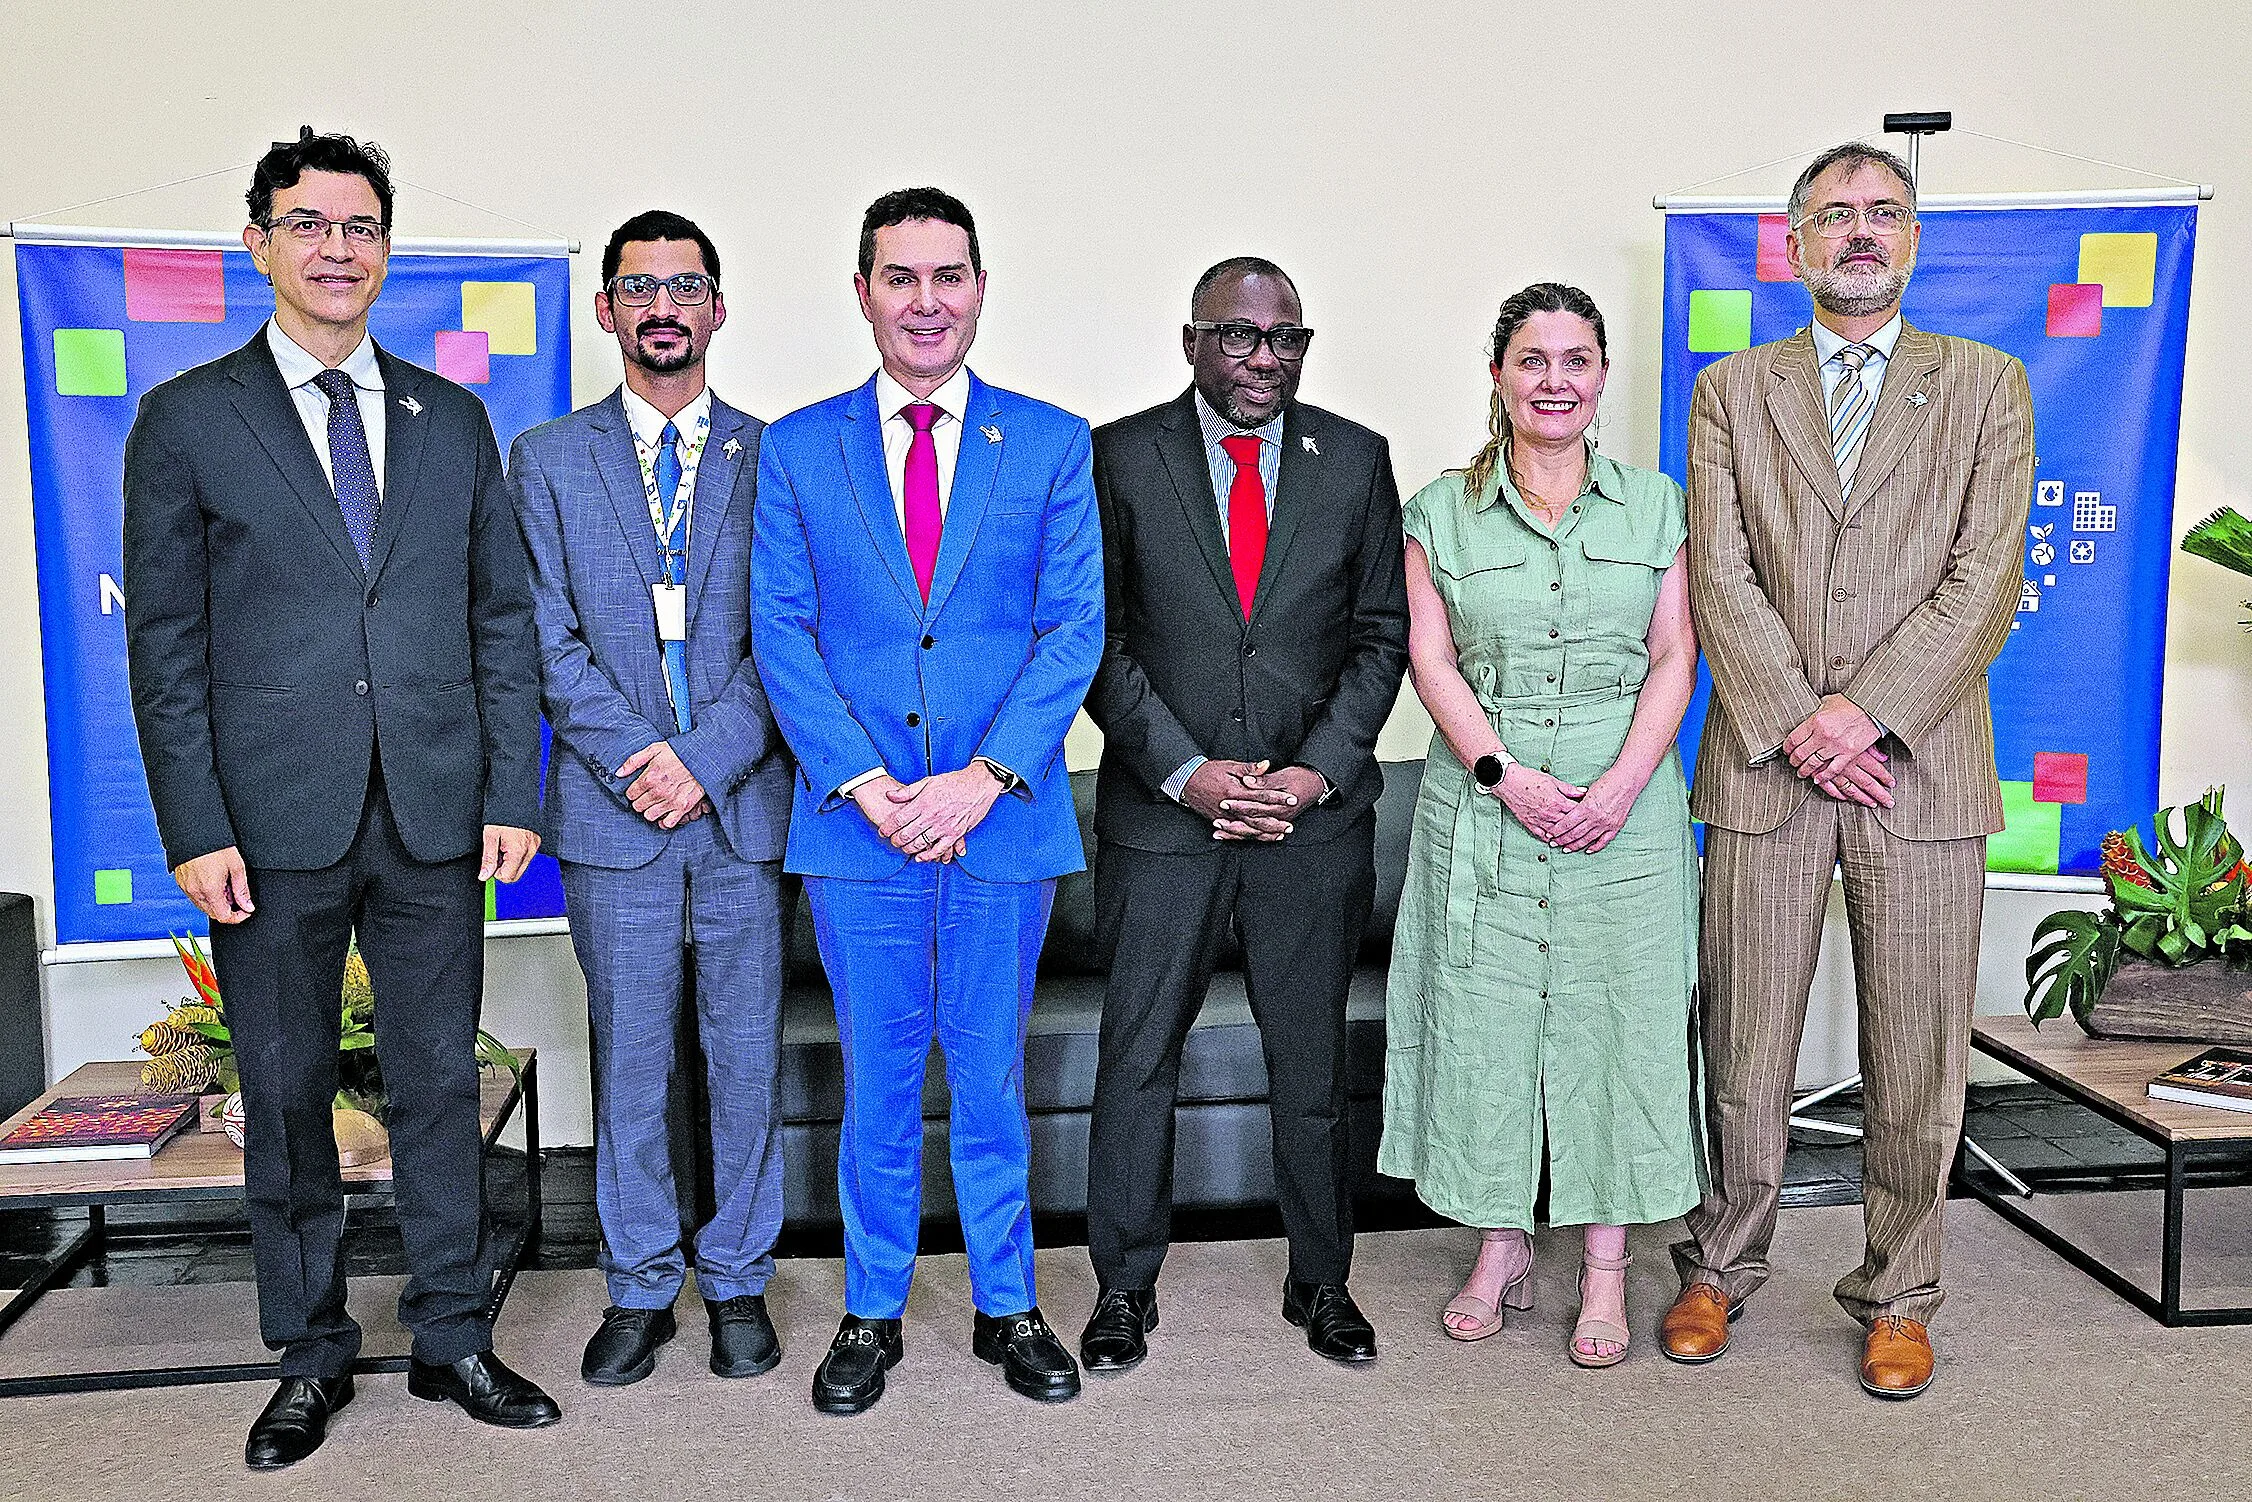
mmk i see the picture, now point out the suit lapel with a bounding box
[1250,404,1315,625]
[1154,391,1240,614]
[364,345,426,584]
[1842,323,1943,516]
[840,377,919,610]
[1763,330,1845,522]
[924,373,1000,620]
[589,389,661,589]
[686,397,747,621]
[226,333,363,579]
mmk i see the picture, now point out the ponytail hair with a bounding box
[1458,281,1609,501]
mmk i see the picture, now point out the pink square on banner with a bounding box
[2032,751,2089,805]
[123,249,226,322]
[434,329,491,384]
[2046,283,2103,338]
[1755,215,1794,282]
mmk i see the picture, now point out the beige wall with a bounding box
[3,1,2246,1144]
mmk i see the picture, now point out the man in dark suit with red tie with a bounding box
[1079,257,1409,1371]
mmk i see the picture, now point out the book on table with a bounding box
[0,1093,202,1164]
[2148,1047,2252,1115]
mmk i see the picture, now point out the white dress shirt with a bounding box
[1810,311,1903,418]
[875,365,971,528]
[619,383,715,546]
[266,321,386,498]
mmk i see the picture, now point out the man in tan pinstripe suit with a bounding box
[1662,142,2034,1399]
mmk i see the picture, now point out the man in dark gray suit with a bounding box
[509,210,791,1389]
[1080,257,1408,1371]
[123,132,559,1469]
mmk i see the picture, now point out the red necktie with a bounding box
[1220,433,1266,620]
[903,402,942,601]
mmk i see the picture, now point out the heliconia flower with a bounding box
[2100,831,2155,890]
[171,933,223,1010]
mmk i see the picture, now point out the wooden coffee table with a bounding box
[0,1051,540,1395]
[1964,1018,2252,1326]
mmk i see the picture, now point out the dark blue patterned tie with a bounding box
[656,421,691,733]
[313,368,378,568]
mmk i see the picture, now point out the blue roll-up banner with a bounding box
[17,238,573,946]
[1660,202,2197,879]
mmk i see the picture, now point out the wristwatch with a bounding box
[1472,747,1517,789]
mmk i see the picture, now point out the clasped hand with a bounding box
[1182,759,1326,841]
[855,765,1006,863]
[1492,765,1629,854]
[618,742,711,829]
[1781,694,1895,809]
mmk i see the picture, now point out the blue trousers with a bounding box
[805,864,1055,1319]
[561,818,785,1308]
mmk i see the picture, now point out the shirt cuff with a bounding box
[837,766,887,799]
[1161,755,1207,803]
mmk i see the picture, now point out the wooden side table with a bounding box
[1963,1018,2252,1326]
[0,1051,540,1396]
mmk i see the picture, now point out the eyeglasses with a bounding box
[1796,203,1915,239]
[607,272,717,307]
[1190,321,1315,361]
[261,212,388,248]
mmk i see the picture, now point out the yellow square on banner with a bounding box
[461,282,537,355]
[2077,233,2158,308]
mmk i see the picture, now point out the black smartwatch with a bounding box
[1472,749,1516,789]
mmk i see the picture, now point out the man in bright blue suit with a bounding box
[752,187,1103,1415]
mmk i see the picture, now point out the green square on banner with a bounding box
[1687,291,1752,353]
[1990,780,2062,875]
[55,329,128,396]
[484,879,498,922]
[94,868,133,905]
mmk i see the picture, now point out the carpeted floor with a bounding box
[5,1201,2250,1502]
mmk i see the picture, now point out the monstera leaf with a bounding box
[2026,908,2121,1026]
[2111,790,2252,965]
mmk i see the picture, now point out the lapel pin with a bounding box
[398,395,423,416]
[981,424,1003,444]
[1302,435,1319,455]
[1905,391,1928,407]
[723,437,743,458]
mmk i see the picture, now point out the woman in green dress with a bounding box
[1378,283,1701,1367]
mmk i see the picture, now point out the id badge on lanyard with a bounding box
[653,581,687,641]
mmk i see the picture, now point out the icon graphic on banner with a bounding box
[2029,523,2056,567]
[2070,539,2096,565]
[2038,480,2064,507]
[2019,581,2041,613]
[2074,491,2117,532]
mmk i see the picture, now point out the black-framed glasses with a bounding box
[1190,320,1314,361]
[260,212,388,248]
[607,272,716,307]
[1797,202,1915,239]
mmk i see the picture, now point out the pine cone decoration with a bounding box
[137,1018,198,1055]
[141,1042,220,1094]
[2100,831,2154,889]
[342,948,374,1014]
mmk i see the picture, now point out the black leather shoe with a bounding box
[245,1374,354,1470]
[1282,1279,1378,1365]
[1078,1288,1159,1372]
[812,1316,903,1415]
[580,1304,676,1386]
[407,1350,563,1428]
[973,1307,1082,1402]
[706,1294,781,1378]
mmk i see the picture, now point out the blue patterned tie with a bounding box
[312,369,379,568]
[657,421,692,733]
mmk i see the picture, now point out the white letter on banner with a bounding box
[98,574,125,616]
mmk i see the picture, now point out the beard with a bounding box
[629,323,698,373]
[1804,237,1915,317]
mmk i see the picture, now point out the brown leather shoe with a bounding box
[1659,1282,1740,1365]
[1860,1315,1934,1399]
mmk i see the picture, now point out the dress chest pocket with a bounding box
[1434,547,1528,644]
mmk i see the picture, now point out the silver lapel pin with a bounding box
[1302,435,1319,455]
[981,424,1003,444]
[723,437,743,458]
[1905,391,1928,408]
[398,395,423,416]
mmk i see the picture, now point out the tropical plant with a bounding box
[136,935,519,1117]
[2181,506,2252,629]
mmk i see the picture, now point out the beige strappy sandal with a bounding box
[1443,1230,1534,1342]
[1569,1250,1633,1367]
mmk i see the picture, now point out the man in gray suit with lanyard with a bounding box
[510,211,792,1390]
[124,131,558,1470]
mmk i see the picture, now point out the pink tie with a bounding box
[903,402,942,601]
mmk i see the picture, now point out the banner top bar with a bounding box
[4,222,578,256]
[1656,186,2213,212]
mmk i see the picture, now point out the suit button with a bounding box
[1832,656,1849,669]
[921,634,935,649]
[366,593,379,609]
[1833,588,1849,602]
[1244,644,1257,657]
[354,680,369,696]
[1231,710,1244,722]
[905,712,921,727]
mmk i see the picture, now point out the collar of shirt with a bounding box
[621,384,713,453]
[876,366,971,430]
[1193,389,1284,457]
[1194,389,1285,523]
[267,320,383,395]
[1810,310,1904,372]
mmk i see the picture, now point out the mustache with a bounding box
[1834,236,1888,267]
[636,319,690,337]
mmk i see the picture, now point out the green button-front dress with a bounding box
[1377,454,1703,1231]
